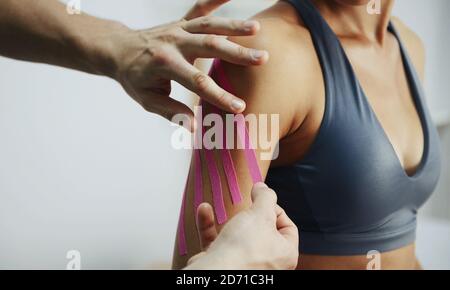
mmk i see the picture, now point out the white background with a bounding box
[0,0,449,269]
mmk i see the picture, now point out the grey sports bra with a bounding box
[265,0,442,255]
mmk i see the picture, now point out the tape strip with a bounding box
[202,126,228,225]
[179,59,262,248]
[212,59,263,184]
[206,103,243,205]
[193,149,203,211]
[221,129,243,205]
[177,182,188,256]
[237,116,263,184]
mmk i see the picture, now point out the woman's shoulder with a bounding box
[391,17,424,50]
[391,16,426,79]
[225,14,319,82]
[217,2,325,138]
[248,2,316,58]
[226,1,319,71]
[221,2,322,104]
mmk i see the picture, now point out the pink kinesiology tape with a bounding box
[193,110,204,213]
[207,102,243,205]
[237,117,263,184]
[177,59,263,256]
[213,59,263,183]
[194,150,203,212]
[221,138,243,204]
[177,183,188,256]
[202,126,228,225]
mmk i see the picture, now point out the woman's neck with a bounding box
[311,0,394,44]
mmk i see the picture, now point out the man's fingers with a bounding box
[275,205,299,248]
[183,16,260,36]
[196,203,219,251]
[275,205,295,231]
[251,183,278,206]
[168,57,246,113]
[185,34,269,66]
[184,0,230,20]
[251,183,278,221]
[140,92,195,132]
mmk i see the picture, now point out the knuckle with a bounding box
[141,102,154,113]
[268,189,278,202]
[230,20,240,31]
[152,23,178,39]
[203,35,220,50]
[268,188,277,196]
[193,72,211,92]
[146,104,172,120]
[159,29,179,44]
[199,16,213,29]
[179,18,188,26]
[237,45,248,58]
[160,107,175,121]
[261,187,276,197]
[173,25,185,35]
[151,48,171,66]
[215,90,227,104]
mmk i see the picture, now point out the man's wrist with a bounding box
[67,15,130,79]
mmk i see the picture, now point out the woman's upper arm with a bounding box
[172,19,307,268]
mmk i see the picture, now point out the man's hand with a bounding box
[185,183,299,270]
[109,0,269,130]
[0,0,268,130]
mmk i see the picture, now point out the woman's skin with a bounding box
[173,0,427,269]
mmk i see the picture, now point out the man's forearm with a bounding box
[0,0,125,77]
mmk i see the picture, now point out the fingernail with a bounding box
[243,20,259,31]
[231,99,245,112]
[251,50,267,61]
